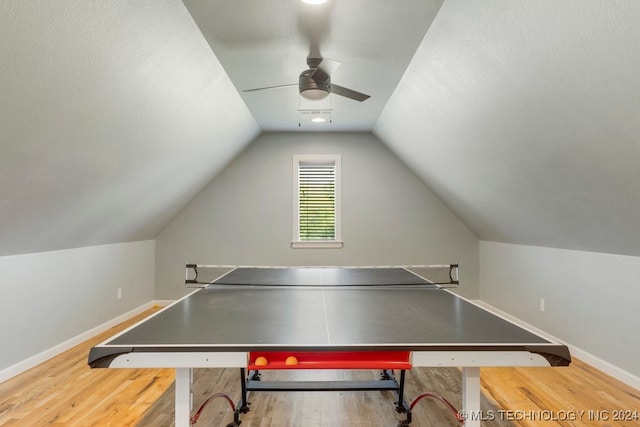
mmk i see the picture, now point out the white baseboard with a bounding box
[473,300,640,391]
[0,301,161,384]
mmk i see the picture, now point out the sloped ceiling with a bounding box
[2,0,640,258]
[0,0,259,255]
[376,0,640,256]
[182,0,443,130]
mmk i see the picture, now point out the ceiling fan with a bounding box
[242,56,370,102]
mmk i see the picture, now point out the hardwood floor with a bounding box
[138,366,513,427]
[1,307,638,426]
[0,307,173,427]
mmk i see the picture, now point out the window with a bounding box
[292,154,342,248]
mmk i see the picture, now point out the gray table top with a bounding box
[89,268,570,367]
[106,286,551,347]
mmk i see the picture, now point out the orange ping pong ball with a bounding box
[255,356,268,366]
[285,356,298,366]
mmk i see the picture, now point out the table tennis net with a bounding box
[185,264,459,288]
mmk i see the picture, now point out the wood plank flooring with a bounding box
[138,367,513,427]
[0,307,173,427]
[1,307,639,426]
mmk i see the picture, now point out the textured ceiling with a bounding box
[0,0,258,255]
[2,0,640,258]
[183,0,443,130]
[375,0,640,256]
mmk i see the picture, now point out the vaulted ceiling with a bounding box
[0,0,259,255]
[376,0,640,255]
[2,0,640,257]
[181,0,443,130]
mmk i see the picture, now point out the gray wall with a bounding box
[0,240,155,374]
[155,132,479,300]
[480,241,640,380]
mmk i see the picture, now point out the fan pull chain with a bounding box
[330,94,333,123]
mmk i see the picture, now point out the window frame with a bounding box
[291,154,343,249]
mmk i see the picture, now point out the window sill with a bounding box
[291,240,344,249]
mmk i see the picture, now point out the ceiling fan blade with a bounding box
[331,84,370,102]
[311,58,341,81]
[318,58,341,76]
[242,83,297,93]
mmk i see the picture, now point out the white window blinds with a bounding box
[292,155,342,248]
[298,161,336,240]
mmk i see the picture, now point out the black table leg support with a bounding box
[234,368,412,425]
[392,370,412,426]
[229,368,250,426]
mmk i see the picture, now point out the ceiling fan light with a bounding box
[311,117,326,123]
[299,69,330,100]
[302,0,328,4]
[301,88,329,100]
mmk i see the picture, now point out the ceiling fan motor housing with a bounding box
[299,69,330,100]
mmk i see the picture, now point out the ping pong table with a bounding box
[89,265,570,426]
